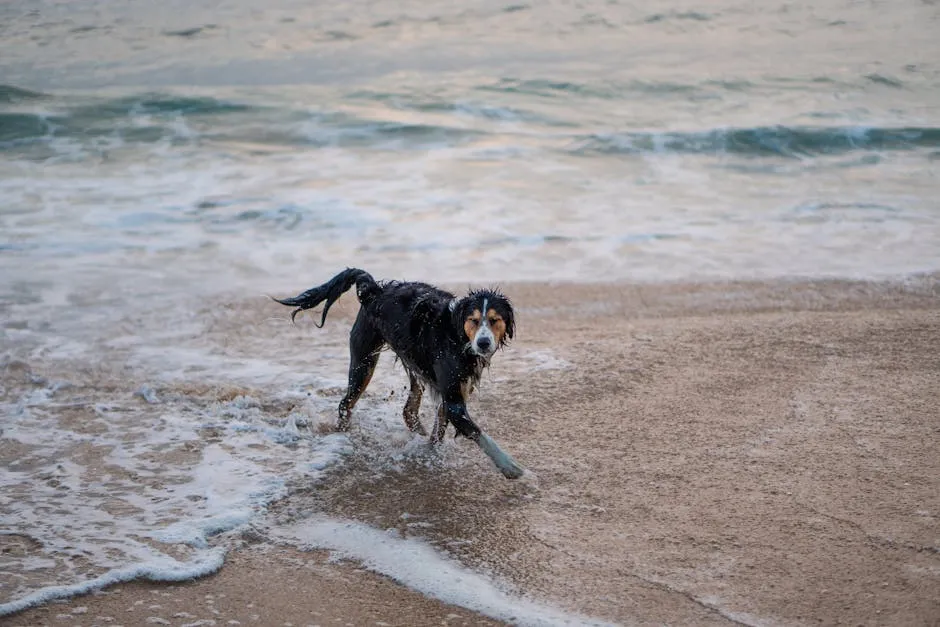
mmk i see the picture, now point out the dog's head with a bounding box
[451,289,515,358]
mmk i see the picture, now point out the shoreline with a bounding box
[4,546,504,627]
[4,274,939,625]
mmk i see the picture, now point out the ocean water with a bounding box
[1,0,938,621]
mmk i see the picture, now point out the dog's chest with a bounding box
[394,348,484,396]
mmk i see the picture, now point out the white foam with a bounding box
[0,548,226,617]
[274,518,611,627]
[154,510,255,548]
[517,349,572,372]
[0,375,353,614]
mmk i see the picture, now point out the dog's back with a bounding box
[362,281,465,387]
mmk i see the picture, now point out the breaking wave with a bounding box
[569,125,940,158]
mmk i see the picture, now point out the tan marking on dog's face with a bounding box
[486,308,506,345]
[464,309,482,341]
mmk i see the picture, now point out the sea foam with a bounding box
[275,517,612,627]
[0,549,226,617]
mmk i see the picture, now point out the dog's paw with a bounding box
[499,461,526,480]
[477,433,525,479]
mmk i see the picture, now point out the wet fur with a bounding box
[273,268,524,478]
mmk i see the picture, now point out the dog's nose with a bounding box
[476,337,492,352]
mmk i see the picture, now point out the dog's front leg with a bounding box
[430,404,448,444]
[441,400,525,480]
[430,396,478,444]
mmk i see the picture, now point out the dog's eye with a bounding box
[488,317,500,325]
[467,318,479,326]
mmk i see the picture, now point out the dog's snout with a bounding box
[476,336,492,352]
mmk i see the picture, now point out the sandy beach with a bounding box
[5,276,939,626]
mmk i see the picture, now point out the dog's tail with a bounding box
[271,268,379,327]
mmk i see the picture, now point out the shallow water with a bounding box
[1,0,939,621]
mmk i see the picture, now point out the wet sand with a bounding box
[4,546,500,626]
[7,276,940,626]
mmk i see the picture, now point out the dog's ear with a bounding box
[500,298,515,343]
[450,297,469,336]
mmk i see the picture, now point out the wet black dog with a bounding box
[273,268,525,478]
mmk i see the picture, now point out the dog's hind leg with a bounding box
[337,312,383,431]
[402,373,427,435]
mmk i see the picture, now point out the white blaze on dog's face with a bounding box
[463,298,508,358]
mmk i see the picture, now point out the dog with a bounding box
[272,268,525,479]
